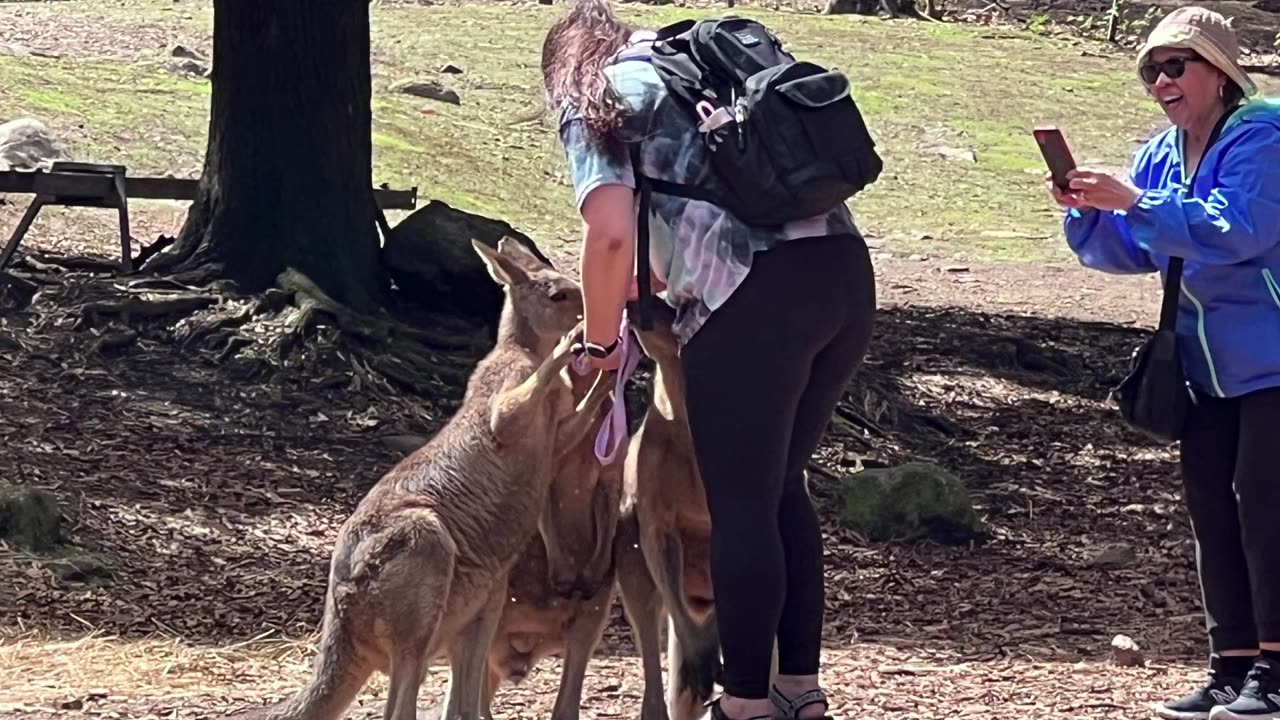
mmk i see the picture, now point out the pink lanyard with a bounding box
[571,313,641,465]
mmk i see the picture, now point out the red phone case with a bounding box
[1034,126,1076,191]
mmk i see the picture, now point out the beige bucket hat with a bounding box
[1136,5,1258,97]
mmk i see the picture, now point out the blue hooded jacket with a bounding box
[1064,98,1280,399]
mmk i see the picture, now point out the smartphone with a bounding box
[1033,126,1077,191]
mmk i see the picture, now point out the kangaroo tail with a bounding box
[668,614,721,720]
[227,598,372,720]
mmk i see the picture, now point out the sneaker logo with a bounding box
[1209,688,1238,705]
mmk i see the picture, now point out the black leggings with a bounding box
[1180,386,1280,653]
[681,233,876,699]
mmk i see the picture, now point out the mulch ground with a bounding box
[0,232,1217,719]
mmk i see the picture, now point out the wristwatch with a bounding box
[583,337,620,359]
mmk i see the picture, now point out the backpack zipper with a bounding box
[1180,279,1225,397]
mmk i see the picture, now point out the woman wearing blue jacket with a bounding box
[1049,7,1280,720]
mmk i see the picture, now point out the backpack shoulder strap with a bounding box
[630,143,654,331]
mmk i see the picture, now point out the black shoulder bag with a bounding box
[1110,254,1192,443]
[1109,108,1233,443]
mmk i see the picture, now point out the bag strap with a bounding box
[1158,257,1183,331]
[630,143,654,331]
[1157,106,1236,332]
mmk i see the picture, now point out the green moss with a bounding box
[0,483,62,551]
[837,462,986,545]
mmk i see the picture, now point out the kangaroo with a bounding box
[475,244,628,720]
[228,237,616,720]
[613,301,721,720]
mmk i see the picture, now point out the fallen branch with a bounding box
[80,295,218,324]
[132,235,176,269]
[29,253,121,274]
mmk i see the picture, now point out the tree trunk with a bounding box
[157,0,385,312]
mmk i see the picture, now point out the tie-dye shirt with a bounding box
[557,30,862,347]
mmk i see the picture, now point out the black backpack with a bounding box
[628,16,884,329]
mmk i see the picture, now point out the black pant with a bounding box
[1180,386,1280,653]
[680,233,876,699]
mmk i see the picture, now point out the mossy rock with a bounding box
[0,483,62,551]
[836,462,986,545]
[44,551,114,588]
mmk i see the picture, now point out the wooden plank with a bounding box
[125,176,199,200]
[32,172,114,198]
[0,171,37,194]
[0,170,417,210]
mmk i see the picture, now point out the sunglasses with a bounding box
[1140,55,1206,84]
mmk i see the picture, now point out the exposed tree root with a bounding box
[25,263,494,405]
[277,268,478,351]
[91,329,139,355]
[80,295,219,325]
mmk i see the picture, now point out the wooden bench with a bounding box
[0,161,418,274]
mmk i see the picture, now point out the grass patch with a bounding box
[0,0,1172,263]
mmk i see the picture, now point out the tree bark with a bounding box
[156,0,386,312]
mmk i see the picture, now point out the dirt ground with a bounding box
[0,209,1210,720]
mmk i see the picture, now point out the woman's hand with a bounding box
[572,333,624,371]
[1066,168,1143,212]
[1046,171,1087,210]
[584,346,623,372]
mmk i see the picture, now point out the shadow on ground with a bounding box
[1,293,1201,666]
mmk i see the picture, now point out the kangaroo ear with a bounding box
[497,236,554,272]
[473,239,529,287]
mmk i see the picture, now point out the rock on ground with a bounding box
[0,482,63,551]
[169,57,210,78]
[390,79,461,105]
[835,461,986,544]
[1087,543,1138,569]
[384,200,552,323]
[1110,633,1145,667]
[0,118,68,171]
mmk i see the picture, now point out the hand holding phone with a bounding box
[1033,126,1077,192]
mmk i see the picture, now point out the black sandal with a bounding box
[706,696,774,720]
[769,686,833,720]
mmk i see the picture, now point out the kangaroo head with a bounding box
[473,237,583,342]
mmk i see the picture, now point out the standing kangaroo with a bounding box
[228,237,616,720]
[613,302,721,720]
[477,246,628,720]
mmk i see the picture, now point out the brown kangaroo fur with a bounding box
[475,246,627,720]
[227,237,616,720]
[613,302,721,720]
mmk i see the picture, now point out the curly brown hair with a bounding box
[541,0,636,160]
